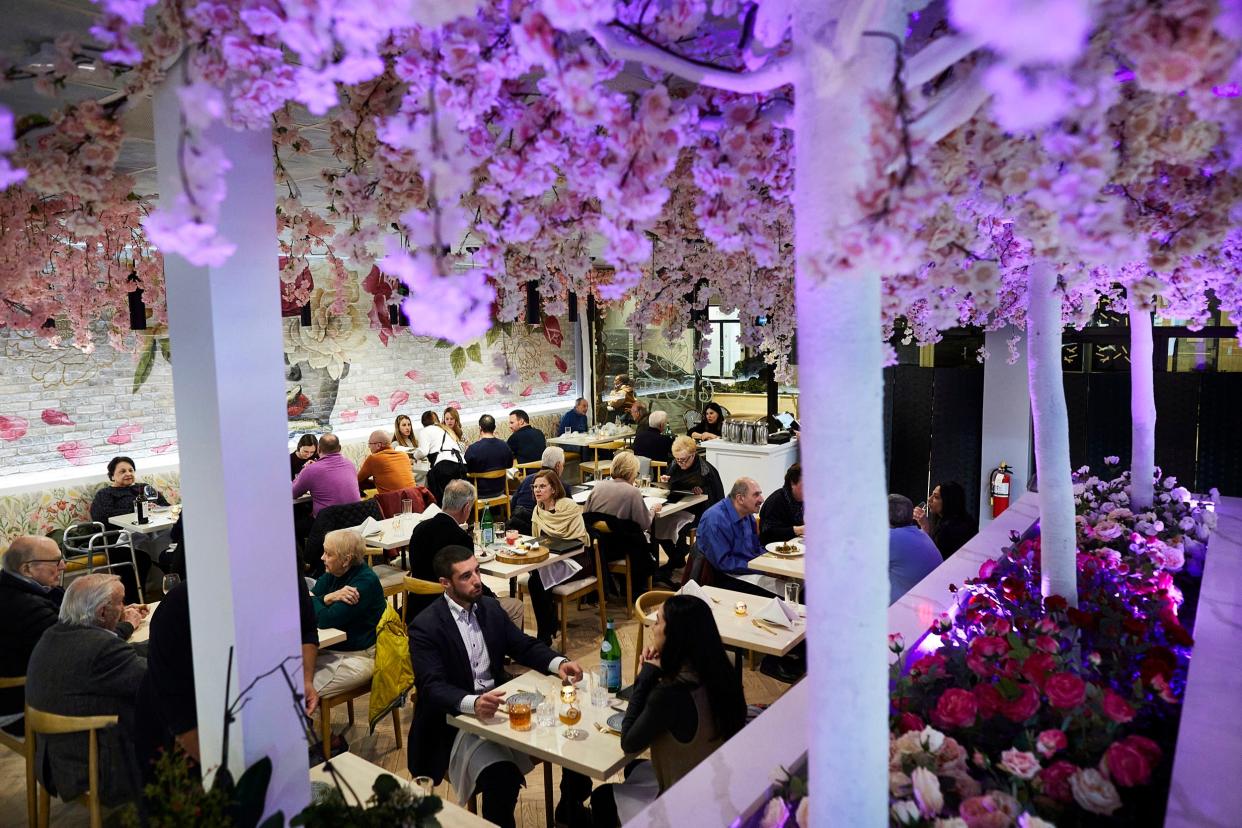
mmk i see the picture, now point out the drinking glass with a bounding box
[505,529,519,546]
[509,701,532,731]
[639,475,651,490]
[559,685,585,739]
[413,776,434,798]
[162,573,181,595]
[589,666,609,707]
[401,498,413,514]
[783,581,802,605]
[535,700,557,728]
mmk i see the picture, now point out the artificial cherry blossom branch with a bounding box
[908,68,990,146]
[903,33,982,89]
[588,22,799,94]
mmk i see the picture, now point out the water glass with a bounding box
[639,476,651,490]
[401,498,413,514]
[590,666,609,707]
[535,700,557,728]
[162,573,181,595]
[783,581,802,605]
[495,520,505,537]
[413,776,434,798]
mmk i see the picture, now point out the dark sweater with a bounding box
[406,513,500,616]
[0,571,65,719]
[632,430,673,463]
[933,515,978,559]
[758,486,804,545]
[507,425,547,464]
[89,484,169,523]
[464,437,514,497]
[619,663,699,753]
[311,563,385,651]
[667,457,725,516]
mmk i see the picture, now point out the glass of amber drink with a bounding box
[509,701,532,731]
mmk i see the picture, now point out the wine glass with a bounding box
[558,684,585,740]
[162,573,181,595]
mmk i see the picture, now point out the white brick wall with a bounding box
[0,314,579,480]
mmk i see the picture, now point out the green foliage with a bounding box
[292,773,443,828]
[133,338,157,394]
[121,750,232,828]
[465,342,482,364]
[449,346,466,375]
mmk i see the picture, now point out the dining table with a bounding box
[680,585,806,671]
[748,549,806,581]
[547,427,634,449]
[446,671,634,827]
[108,510,178,535]
[309,752,492,827]
[127,600,346,648]
[474,535,588,581]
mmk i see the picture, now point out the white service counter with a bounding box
[702,439,800,496]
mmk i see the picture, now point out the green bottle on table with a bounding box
[601,619,622,692]
[481,505,494,546]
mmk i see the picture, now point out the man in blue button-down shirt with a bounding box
[696,477,776,594]
[559,397,590,434]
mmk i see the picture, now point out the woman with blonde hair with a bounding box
[585,450,660,587]
[441,406,467,446]
[311,529,385,696]
[393,414,417,449]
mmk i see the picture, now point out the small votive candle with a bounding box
[734,601,748,616]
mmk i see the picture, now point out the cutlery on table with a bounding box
[594,722,620,735]
[751,619,779,636]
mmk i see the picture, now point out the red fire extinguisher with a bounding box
[989,463,1013,518]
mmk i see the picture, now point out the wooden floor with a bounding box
[0,576,794,827]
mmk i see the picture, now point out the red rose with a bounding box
[1038,760,1078,802]
[911,653,947,678]
[1020,652,1056,689]
[970,635,1010,659]
[966,653,993,677]
[1000,683,1040,722]
[931,688,978,729]
[1139,646,1178,684]
[1066,607,1098,630]
[1044,595,1068,612]
[1123,734,1162,766]
[1122,616,1147,635]
[1103,740,1154,787]
[1165,620,1194,647]
[898,713,924,733]
[974,683,1003,719]
[1036,728,1068,758]
[978,559,997,579]
[1033,635,1061,654]
[1045,673,1087,709]
[1100,689,1136,723]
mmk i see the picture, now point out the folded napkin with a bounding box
[642,496,663,512]
[358,516,383,537]
[538,558,584,589]
[677,580,712,605]
[421,503,441,519]
[756,598,800,629]
[571,490,591,504]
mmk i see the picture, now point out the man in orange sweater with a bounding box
[357,429,415,493]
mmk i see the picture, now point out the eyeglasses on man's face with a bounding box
[27,557,66,566]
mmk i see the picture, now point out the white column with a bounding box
[794,3,898,823]
[1027,261,1078,606]
[576,294,593,420]
[979,328,1032,525]
[153,63,310,815]
[1129,304,1156,510]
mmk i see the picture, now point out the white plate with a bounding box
[764,540,804,557]
[474,549,496,563]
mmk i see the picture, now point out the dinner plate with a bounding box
[474,549,496,563]
[505,692,544,710]
[764,541,805,557]
[606,712,625,732]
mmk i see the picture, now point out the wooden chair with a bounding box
[579,440,624,481]
[512,460,543,480]
[552,541,608,645]
[633,590,676,677]
[400,576,446,624]
[590,520,644,620]
[467,470,511,525]
[25,705,119,828]
[650,460,668,479]
[0,676,25,755]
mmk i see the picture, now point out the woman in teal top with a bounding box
[310,529,386,696]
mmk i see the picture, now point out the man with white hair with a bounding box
[1,537,144,734]
[632,409,673,463]
[26,573,147,807]
[358,428,415,493]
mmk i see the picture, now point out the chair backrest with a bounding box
[374,486,435,519]
[635,589,676,623]
[683,410,698,432]
[305,499,383,566]
[401,576,445,623]
[0,676,24,689]
[682,548,717,587]
[468,469,508,480]
[25,704,118,828]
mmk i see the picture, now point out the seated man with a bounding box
[292,433,360,518]
[888,494,943,604]
[2,537,144,735]
[629,399,650,434]
[407,480,523,628]
[758,463,805,545]
[26,574,147,808]
[506,409,547,464]
[358,429,416,494]
[464,415,514,499]
[407,545,591,828]
[631,410,673,464]
[510,446,565,518]
[559,397,590,434]
[694,477,779,597]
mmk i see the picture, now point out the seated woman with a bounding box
[526,470,591,646]
[687,402,725,442]
[584,451,658,586]
[914,481,978,559]
[290,433,319,479]
[658,436,725,572]
[311,529,386,696]
[89,456,170,602]
[414,410,466,504]
[590,595,747,826]
[392,414,417,450]
[441,405,469,448]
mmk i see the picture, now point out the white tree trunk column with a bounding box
[1129,304,1156,510]
[1026,261,1078,606]
[153,63,310,815]
[794,5,898,823]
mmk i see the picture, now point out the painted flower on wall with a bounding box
[284,280,367,382]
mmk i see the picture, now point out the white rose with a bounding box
[1018,814,1058,828]
[912,767,944,817]
[1070,768,1121,815]
[1114,491,1129,505]
[1000,748,1042,780]
[934,820,969,828]
[759,796,788,828]
[1171,486,1190,502]
[890,770,913,798]
[1179,517,1196,532]
[920,726,946,754]
[891,799,921,825]
[795,797,809,827]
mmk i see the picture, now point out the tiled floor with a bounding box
[0,576,794,827]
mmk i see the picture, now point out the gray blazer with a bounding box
[25,623,147,806]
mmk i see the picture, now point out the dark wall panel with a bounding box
[1063,374,1090,470]
[1196,374,1242,495]
[1154,373,1201,491]
[1084,373,1131,475]
[929,367,985,522]
[888,366,934,504]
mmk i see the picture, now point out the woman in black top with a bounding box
[915,480,978,559]
[687,402,724,441]
[590,595,747,825]
[290,433,319,479]
[664,436,725,510]
[89,456,169,602]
